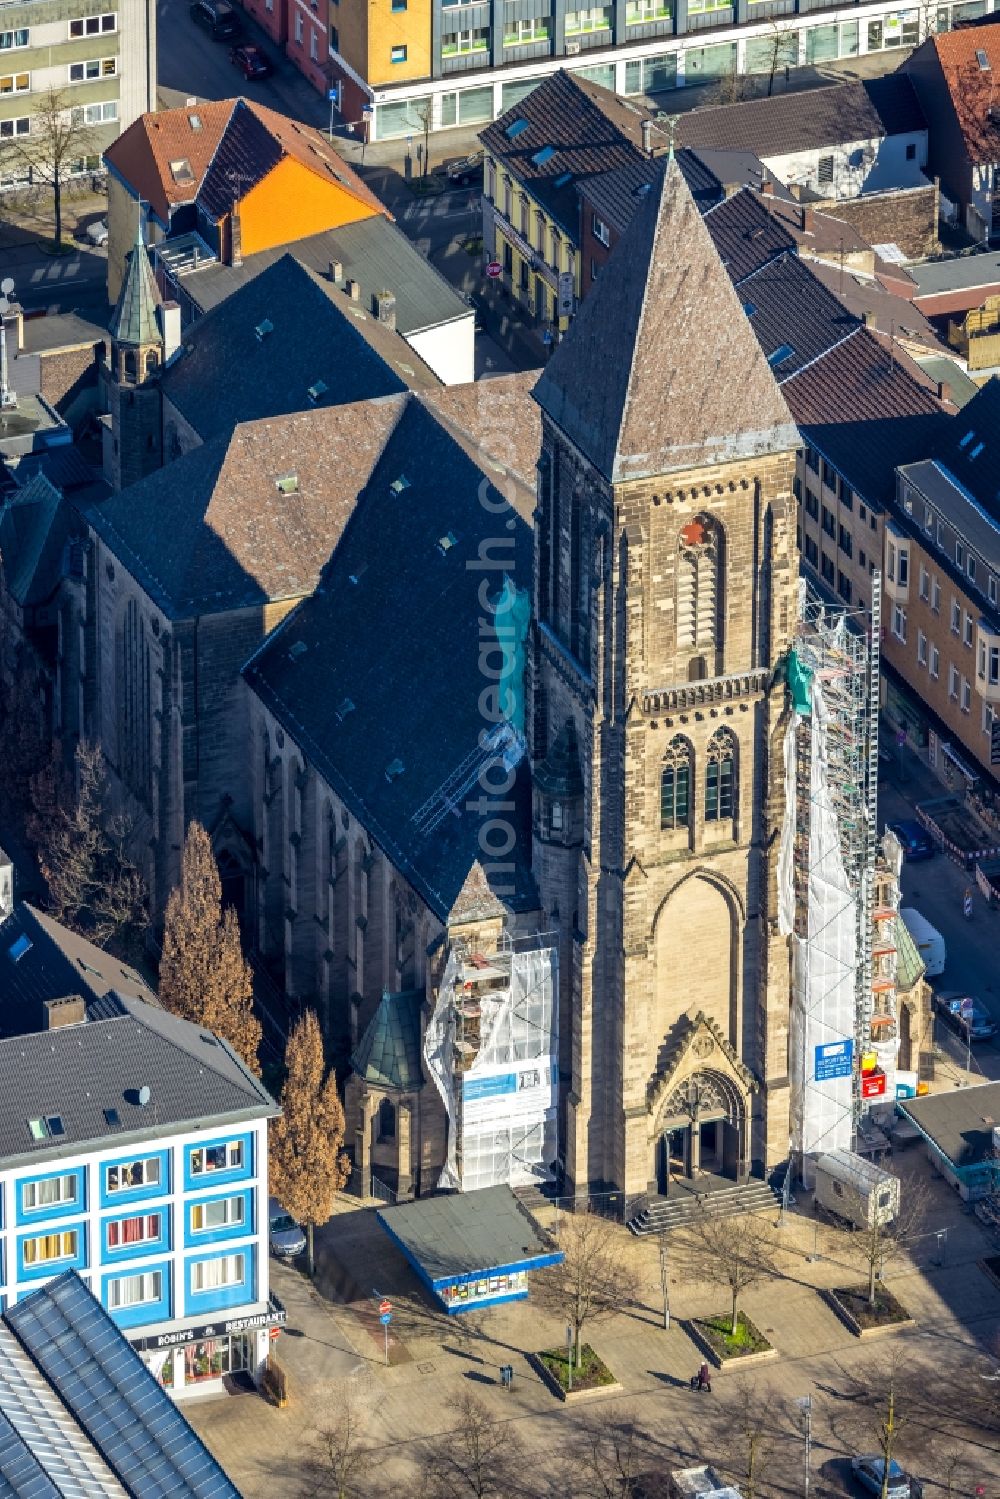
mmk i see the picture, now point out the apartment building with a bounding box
[329,0,988,143]
[0,0,155,189]
[0,903,282,1399]
[880,379,1000,781]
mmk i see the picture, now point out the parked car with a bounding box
[84,219,108,247]
[440,150,485,187]
[934,990,997,1041]
[886,819,935,860]
[190,0,241,39]
[229,42,272,78]
[851,1455,921,1499]
[268,1197,306,1259]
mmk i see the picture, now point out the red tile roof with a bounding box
[929,23,1000,165]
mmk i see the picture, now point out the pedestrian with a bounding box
[964,887,974,921]
[698,1361,712,1392]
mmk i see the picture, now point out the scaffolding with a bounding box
[782,575,881,1182]
[423,932,559,1193]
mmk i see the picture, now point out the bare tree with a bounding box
[421,1392,519,1499]
[727,1379,776,1499]
[565,1411,652,1499]
[536,1209,639,1369]
[680,1210,778,1336]
[0,88,96,248]
[843,1180,929,1310]
[413,99,432,179]
[307,1384,382,1499]
[854,1354,910,1499]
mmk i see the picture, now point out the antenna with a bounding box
[0,276,16,411]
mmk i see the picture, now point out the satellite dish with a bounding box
[137,1085,151,1106]
[0,278,13,296]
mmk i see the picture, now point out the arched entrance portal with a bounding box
[654,1068,748,1193]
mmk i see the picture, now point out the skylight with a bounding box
[288,641,308,660]
[767,343,795,369]
[104,1108,121,1127]
[970,442,985,461]
[743,300,757,317]
[390,475,411,495]
[959,429,976,448]
[335,697,355,721]
[977,48,991,71]
[8,934,31,962]
[438,531,458,554]
[275,473,299,495]
[188,112,203,130]
[385,758,405,782]
[505,119,530,139]
[28,1115,65,1142]
[307,379,328,404]
[169,158,194,184]
[554,171,572,188]
[532,145,556,166]
[254,319,274,341]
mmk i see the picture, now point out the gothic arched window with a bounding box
[677,514,721,649]
[705,729,737,822]
[660,736,692,830]
[144,349,158,376]
[377,1096,396,1141]
[118,598,151,802]
[123,349,137,381]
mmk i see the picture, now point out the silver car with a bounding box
[268,1197,306,1259]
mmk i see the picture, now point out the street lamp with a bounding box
[795,1395,812,1499]
[658,1236,670,1331]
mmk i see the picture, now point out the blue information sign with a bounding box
[815,1038,853,1082]
[380,1312,392,1325]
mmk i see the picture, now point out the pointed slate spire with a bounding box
[109,219,163,349]
[534,159,798,484]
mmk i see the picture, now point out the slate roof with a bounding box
[87,397,407,619]
[0,988,274,1169]
[578,146,784,239]
[0,475,68,609]
[108,225,161,349]
[0,904,156,1037]
[534,160,798,484]
[351,989,424,1091]
[4,1274,241,1499]
[104,97,383,227]
[702,187,798,282]
[449,861,507,925]
[923,23,1000,166]
[160,256,414,442]
[677,75,926,159]
[899,1080,1000,1168]
[932,376,1000,507]
[19,312,107,357]
[244,396,537,922]
[481,69,664,237]
[171,217,469,338]
[738,252,858,381]
[377,1185,559,1283]
[420,369,542,490]
[807,261,946,355]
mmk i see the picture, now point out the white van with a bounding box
[900,907,946,978]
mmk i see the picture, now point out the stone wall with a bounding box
[815,181,940,262]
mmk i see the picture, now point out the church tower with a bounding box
[530,161,800,1201]
[105,223,164,492]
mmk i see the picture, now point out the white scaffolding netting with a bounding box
[787,670,857,1181]
[423,943,559,1193]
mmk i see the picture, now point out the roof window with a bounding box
[554,171,572,188]
[169,158,194,184]
[767,343,795,369]
[335,697,355,721]
[28,1115,65,1142]
[8,934,31,962]
[959,429,976,449]
[104,1108,121,1127]
[385,758,405,782]
[532,145,555,166]
[970,442,985,461]
[188,112,202,129]
[390,475,411,495]
[307,379,328,405]
[505,119,529,139]
[254,318,274,341]
[275,473,299,495]
[743,300,757,317]
[977,48,991,70]
[288,641,308,660]
[438,531,458,554]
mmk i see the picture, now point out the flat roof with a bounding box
[377,1186,562,1288]
[898,1081,1000,1169]
[912,251,1000,297]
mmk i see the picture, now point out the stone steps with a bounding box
[626,1178,782,1236]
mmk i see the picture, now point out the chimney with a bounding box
[328,259,343,284]
[44,995,87,1030]
[159,300,181,363]
[373,289,396,331]
[724,181,740,199]
[641,117,653,157]
[761,179,774,197]
[789,183,803,202]
[937,379,951,402]
[802,205,815,233]
[862,310,877,329]
[346,279,361,302]
[230,210,242,268]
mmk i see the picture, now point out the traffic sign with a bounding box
[379,1311,392,1325]
[379,1299,392,1315]
[328,88,338,101]
[485,260,502,279]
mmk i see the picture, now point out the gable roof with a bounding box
[924,22,1000,165]
[4,1274,241,1498]
[160,255,414,441]
[104,97,384,227]
[534,159,798,483]
[933,375,1000,507]
[677,75,926,160]
[351,989,424,1091]
[0,474,69,609]
[481,69,664,236]
[244,397,537,922]
[87,397,407,619]
[109,224,162,348]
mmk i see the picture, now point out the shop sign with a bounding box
[814,1038,852,1082]
[557,270,574,318]
[492,208,558,291]
[130,1304,287,1352]
[862,1070,887,1099]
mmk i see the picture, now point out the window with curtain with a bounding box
[108,1213,161,1247]
[660,737,692,830]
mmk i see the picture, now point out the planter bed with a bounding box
[532,1344,622,1402]
[688,1312,775,1367]
[824,1284,914,1339]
